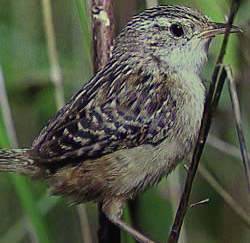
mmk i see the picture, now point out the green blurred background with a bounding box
[0,0,250,242]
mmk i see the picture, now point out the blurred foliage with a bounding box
[0,0,250,243]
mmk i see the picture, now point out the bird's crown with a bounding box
[113,5,240,74]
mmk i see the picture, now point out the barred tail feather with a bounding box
[0,149,39,176]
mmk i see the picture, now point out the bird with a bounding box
[0,5,241,243]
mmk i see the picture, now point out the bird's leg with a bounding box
[102,199,155,243]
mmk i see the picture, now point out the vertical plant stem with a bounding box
[91,0,114,72]
[41,0,64,109]
[41,1,92,242]
[91,1,119,242]
[0,67,51,243]
[76,203,92,243]
[77,205,93,243]
[168,1,241,242]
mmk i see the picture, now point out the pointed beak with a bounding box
[199,22,242,39]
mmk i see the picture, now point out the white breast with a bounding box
[110,71,205,194]
[153,70,205,172]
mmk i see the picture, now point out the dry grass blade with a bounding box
[183,162,250,226]
[0,67,18,147]
[226,66,250,191]
[208,134,243,159]
[198,164,250,228]
[41,0,65,108]
[167,1,241,242]
[184,141,250,231]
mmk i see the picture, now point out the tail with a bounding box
[0,149,40,176]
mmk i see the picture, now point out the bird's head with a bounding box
[114,5,241,74]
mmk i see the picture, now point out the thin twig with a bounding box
[146,0,158,8]
[198,164,250,228]
[168,1,241,242]
[41,1,92,242]
[189,198,210,209]
[91,1,119,242]
[226,66,250,191]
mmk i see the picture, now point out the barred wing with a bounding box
[32,62,177,164]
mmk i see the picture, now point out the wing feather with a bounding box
[32,61,177,164]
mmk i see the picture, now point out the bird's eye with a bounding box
[170,23,184,37]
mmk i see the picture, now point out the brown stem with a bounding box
[167,1,241,242]
[91,1,119,242]
[92,0,115,72]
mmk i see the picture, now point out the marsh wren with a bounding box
[0,5,241,243]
